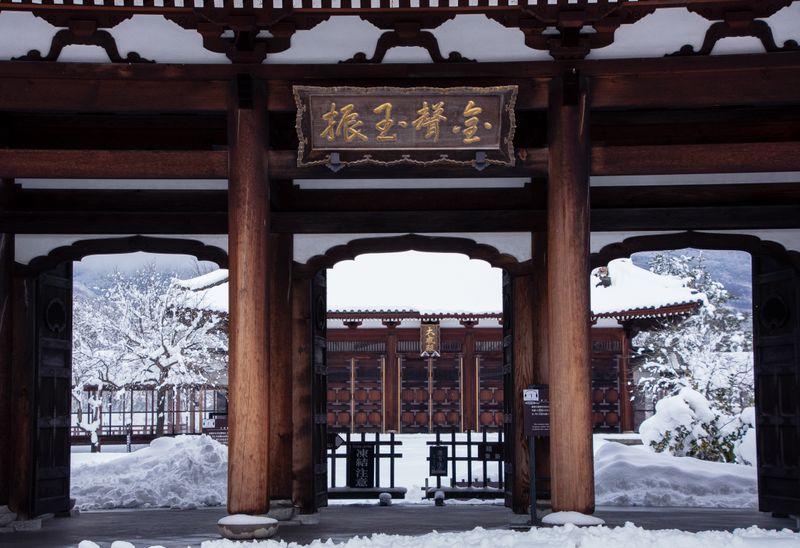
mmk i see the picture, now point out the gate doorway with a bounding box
[302,245,521,513]
[11,237,227,518]
[593,232,800,518]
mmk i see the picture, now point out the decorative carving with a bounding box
[166,9,318,63]
[489,6,655,60]
[13,19,153,63]
[341,21,474,64]
[760,295,790,330]
[44,298,67,334]
[668,15,799,56]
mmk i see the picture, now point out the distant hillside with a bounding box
[631,249,752,315]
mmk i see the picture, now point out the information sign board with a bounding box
[523,384,550,437]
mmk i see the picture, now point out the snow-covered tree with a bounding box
[73,264,228,438]
[633,251,754,415]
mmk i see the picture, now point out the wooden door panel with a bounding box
[33,263,72,517]
[753,254,800,516]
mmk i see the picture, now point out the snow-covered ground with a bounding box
[71,432,757,511]
[79,523,800,548]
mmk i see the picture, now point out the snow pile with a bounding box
[542,511,605,526]
[594,442,757,508]
[591,258,704,316]
[71,435,227,510]
[185,523,800,548]
[639,388,755,465]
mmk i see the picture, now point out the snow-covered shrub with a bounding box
[640,388,752,464]
[633,251,754,415]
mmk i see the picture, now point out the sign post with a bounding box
[523,385,550,526]
[347,442,375,489]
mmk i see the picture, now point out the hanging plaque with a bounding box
[420,322,441,358]
[294,85,518,169]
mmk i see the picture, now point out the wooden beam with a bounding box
[269,233,294,502]
[1,52,798,112]
[271,184,541,212]
[592,142,800,176]
[547,72,594,514]
[3,140,800,181]
[0,212,228,234]
[591,205,800,231]
[266,149,546,179]
[226,78,271,516]
[0,150,228,179]
[270,210,544,233]
[0,75,228,112]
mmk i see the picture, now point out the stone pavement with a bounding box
[0,504,796,548]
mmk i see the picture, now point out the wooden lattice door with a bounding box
[311,270,329,510]
[752,253,800,516]
[33,263,73,516]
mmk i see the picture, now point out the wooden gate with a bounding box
[311,269,329,510]
[33,263,73,516]
[501,270,515,508]
[752,253,800,516]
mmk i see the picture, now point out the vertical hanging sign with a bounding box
[420,322,441,358]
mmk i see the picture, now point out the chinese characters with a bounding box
[318,99,492,145]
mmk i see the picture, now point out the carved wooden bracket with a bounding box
[669,10,799,56]
[13,17,154,63]
[489,7,654,60]
[341,21,475,64]
[167,10,319,63]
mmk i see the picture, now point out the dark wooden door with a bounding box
[752,253,800,516]
[33,263,73,516]
[502,270,514,507]
[311,269,329,510]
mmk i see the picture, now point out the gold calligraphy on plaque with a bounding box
[420,322,441,358]
[294,85,518,168]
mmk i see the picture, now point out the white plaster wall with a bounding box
[14,234,228,265]
[293,232,532,263]
[590,230,800,256]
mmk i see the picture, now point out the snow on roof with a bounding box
[179,258,704,321]
[590,258,704,320]
[175,269,229,314]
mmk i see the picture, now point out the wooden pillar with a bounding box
[269,233,294,501]
[291,276,313,512]
[547,70,594,513]
[461,321,477,431]
[227,74,271,515]
[0,181,13,506]
[10,275,35,517]
[531,231,551,499]
[383,322,399,431]
[512,273,535,513]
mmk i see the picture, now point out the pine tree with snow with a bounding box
[633,251,754,415]
[72,264,228,439]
